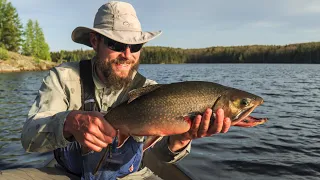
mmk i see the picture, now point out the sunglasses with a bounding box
[99,35,144,53]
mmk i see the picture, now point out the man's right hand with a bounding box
[63,110,116,152]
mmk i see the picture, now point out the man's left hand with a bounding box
[168,108,231,152]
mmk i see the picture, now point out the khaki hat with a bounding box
[72,1,162,47]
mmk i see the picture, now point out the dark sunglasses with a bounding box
[98,34,144,53]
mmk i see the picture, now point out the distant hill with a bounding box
[0,51,57,73]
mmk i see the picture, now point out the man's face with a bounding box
[95,35,141,89]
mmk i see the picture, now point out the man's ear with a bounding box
[89,33,99,51]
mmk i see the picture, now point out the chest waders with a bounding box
[53,60,146,180]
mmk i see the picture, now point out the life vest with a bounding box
[54,60,147,180]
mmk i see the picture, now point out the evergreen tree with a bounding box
[33,20,51,60]
[22,20,51,60]
[22,19,34,56]
[0,0,23,52]
[0,0,5,48]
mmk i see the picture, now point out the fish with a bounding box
[94,81,268,174]
[105,81,267,146]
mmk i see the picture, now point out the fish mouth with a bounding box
[234,116,268,127]
[231,105,268,127]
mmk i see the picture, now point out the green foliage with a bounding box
[22,19,33,56]
[21,19,51,61]
[0,0,23,52]
[33,56,40,64]
[0,1,51,60]
[50,49,95,63]
[33,20,51,61]
[50,42,320,64]
[0,47,9,60]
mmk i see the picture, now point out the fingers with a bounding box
[198,108,212,137]
[83,139,104,152]
[67,111,117,152]
[94,117,116,142]
[188,114,202,139]
[207,108,224,135]
[222,117,231,133]
[207,108,232,135]
[214,108,224,133]
[83,132,108,151]
[186,108,231,140]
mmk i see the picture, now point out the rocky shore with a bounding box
[0,51,57,73]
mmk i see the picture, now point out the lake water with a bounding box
[1,64,320,180]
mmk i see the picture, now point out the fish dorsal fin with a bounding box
[128,84,163,103]
[143,136,163,152]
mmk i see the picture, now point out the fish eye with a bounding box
[240,98,250,106]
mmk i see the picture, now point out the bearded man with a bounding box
[21,1,231,179]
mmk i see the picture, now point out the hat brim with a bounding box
[72,27,162,47]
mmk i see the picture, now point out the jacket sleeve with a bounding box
[21,66,77,153]
[143,136,191,163]
[141,136,191,178]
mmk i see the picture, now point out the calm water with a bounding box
[1,64,320,180]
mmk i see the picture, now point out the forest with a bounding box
[0,0,51,61]
[51,42,320,64]
[1,0,320,64]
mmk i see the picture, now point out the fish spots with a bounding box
[44,100,49,104]
[71,88,75,94]
[36,124,40,130]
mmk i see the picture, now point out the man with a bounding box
[21,1,231,179]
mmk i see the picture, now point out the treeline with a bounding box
[51,49,95,62]
[0,0,51,60]
[50,42,320,64]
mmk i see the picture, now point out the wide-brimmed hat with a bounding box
[72,1,162,47]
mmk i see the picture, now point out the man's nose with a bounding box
[121,46,132,59]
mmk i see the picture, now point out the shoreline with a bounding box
[0,51,57,73]
[0,60,57,73]
[0,62,55,73]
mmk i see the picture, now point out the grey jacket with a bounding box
[21,59,191,165]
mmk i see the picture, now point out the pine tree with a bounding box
[33,20,51,61]
[22,20,51,61]
[0,0,23,52]
[22,19,34,56]
[0,0,5,48]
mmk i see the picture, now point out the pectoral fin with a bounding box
[143,136,163,152]
[117,131,130,148]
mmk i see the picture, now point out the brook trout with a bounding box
[94,81,268,174]
[103,81,267,148]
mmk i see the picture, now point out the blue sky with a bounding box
[8,0,320,52]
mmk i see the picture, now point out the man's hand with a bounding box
[63,110,116,152]
[168,108,231,152]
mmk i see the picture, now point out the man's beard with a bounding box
[96,57,139,90]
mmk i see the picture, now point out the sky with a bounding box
[7,0,320,52]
